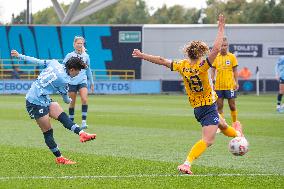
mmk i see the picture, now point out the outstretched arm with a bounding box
[11,50,50,66]
[208,14,225,64]
[86,56,94,93]
[132,49,172,68]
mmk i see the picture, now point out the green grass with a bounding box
[0,94,283,188]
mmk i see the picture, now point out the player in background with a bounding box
[11,50,96,165]
[132,15,243,175]
[275,56,284,112]
[63,36,94,129]
[211,37,240,126]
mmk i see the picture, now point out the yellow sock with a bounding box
[220,126,237,137]
[231,110,238,122]
[186,140,207,163]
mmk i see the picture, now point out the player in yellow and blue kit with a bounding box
[11,50,96,164]
[132,15,244,174]
[63,36,94,129]
[211,37,240,127]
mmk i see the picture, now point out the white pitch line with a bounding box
[0,173,283,180]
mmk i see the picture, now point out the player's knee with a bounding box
[218,119,228,130]
[49,102,63,118]
[230,106,236,111]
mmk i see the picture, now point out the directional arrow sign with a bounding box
[229,44,262,57]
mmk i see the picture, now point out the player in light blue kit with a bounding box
[11,50,96,165]
[63,36,94,129]
[275,56,284,112]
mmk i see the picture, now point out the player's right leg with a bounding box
[216,92,225,118]
[68,85,78,121]
[49,102,96,142]
[216,91,225,134]
[218,116,243,137]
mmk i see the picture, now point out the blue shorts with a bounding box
[194,103,220,127]
[280,78,284,84]
[26,100,49,119]
[68,83,87,92]
[216,90,237,99]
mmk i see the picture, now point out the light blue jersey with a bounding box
[275,56,284,80]
[63,51,94,86]
[19,54,71,107]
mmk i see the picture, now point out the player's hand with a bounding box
[11,50,19,58]
[235,83,239,90]
[90,84,94,93]
[132,49,144,59]
[218,14,225,30]
[66,97,72,104]
[62,94,72,104]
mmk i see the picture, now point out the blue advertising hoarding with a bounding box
[0,80,161,94]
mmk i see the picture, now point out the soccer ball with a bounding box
[228,137,249,156]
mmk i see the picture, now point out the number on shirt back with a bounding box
[186,75,204,92]
[38,67,57,87]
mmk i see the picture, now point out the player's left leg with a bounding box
[49,102,96,142]
[227,90,238,123]
[79,85,89,129]
[36,115,76,165]
[178,103,219,175]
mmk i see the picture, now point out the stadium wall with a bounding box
[142,24,284,80]
[0,25,142,78]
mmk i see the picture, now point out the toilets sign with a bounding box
[229,44,262,57]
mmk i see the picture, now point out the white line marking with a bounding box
[0,173,283,180]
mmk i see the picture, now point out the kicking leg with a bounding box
[218,116,242,137]
[49,102,96,142]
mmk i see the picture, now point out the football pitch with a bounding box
[0,94,283,188]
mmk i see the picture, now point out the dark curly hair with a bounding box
[65,57,87,71]
[184,41,209,60]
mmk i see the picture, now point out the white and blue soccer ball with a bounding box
[228,137,249,156]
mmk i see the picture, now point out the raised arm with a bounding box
[11,50,50,66]
[208,14,225,64]
[132,49,171,68]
